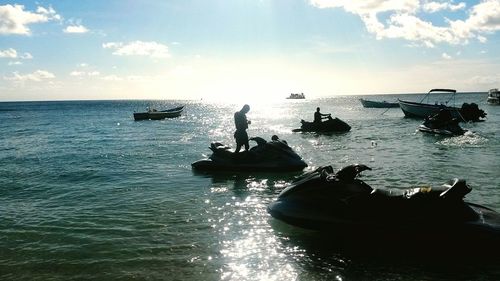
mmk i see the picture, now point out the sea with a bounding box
[1,92,499,281]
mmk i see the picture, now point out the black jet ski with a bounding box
[191,136,307,172]
[268,164,500,253]
[292,116,351,133]
[418,109,467,136]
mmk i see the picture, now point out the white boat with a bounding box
[487,88,500,105]
[398,89,486,122]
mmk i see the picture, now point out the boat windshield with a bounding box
[420,89,457,106]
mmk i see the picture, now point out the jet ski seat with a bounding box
[439,179,471,200]
[369,179,470,201]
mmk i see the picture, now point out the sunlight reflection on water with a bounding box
[1,96,498,281]
[208,177,301,281]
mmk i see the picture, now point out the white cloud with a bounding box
[442,52,452,59]
[21,52,33,59]
[0,48,17,58]
[101,75,123,81]
[100,74,156,82]
[0,4,61,35]
[70,71,84,76]
[63,24,89,33]
[102,42,120,49]
[310,0,500,47]
[70,63,100,78]
[103,41,171,58]
[70,70,100,77]
[423,1,466,13]
[36,6,61,21]
[463,0,500,32]
[310,0,419,14]
[0,48,33,59]
[477,35,487,42]
[4,70,55,82]
[8,61,22,65]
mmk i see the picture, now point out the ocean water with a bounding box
[1,93,499,280]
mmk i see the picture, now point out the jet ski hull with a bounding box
[269,200,500,234]
[192,159,307,172]
[293,117,351,132]
[418,124,466,136]
[268,199,500,256]
[267,165,500,255]
[191,137,307,172]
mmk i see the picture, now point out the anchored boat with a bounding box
[487,88,500,105]
[133,105,184,121]
[398,89,486,122]
[360,98,399,108]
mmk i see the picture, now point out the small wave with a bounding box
[437,131,488,147]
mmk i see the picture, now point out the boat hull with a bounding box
[488,97,500,105]
[360,98,399,108]
[133,106,184,121]
[398,100,462,119]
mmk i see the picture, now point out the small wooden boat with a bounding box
[487,88,500,105]
[398,89,486,122]
[133,105,184,121]
[360,98,399,108]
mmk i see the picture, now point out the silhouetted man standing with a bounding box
[234,104,251,153]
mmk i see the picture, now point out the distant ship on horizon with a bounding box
[286,93,305,99]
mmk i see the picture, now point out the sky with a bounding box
[1,0,500,101]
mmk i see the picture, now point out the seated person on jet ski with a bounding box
[271,135,287,145]
[314,107,331,123]
[270,135,290,150]
[234,104,251,153]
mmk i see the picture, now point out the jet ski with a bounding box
[418,109,467,136]
[292,116,351,133]
[268,164,500,253]
[191,136,307,172]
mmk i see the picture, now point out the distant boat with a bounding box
[398,89,486,122]
[359,98,399,108]
[133,105,184,121]
[487,88,500,105]
[287,93,305,99]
